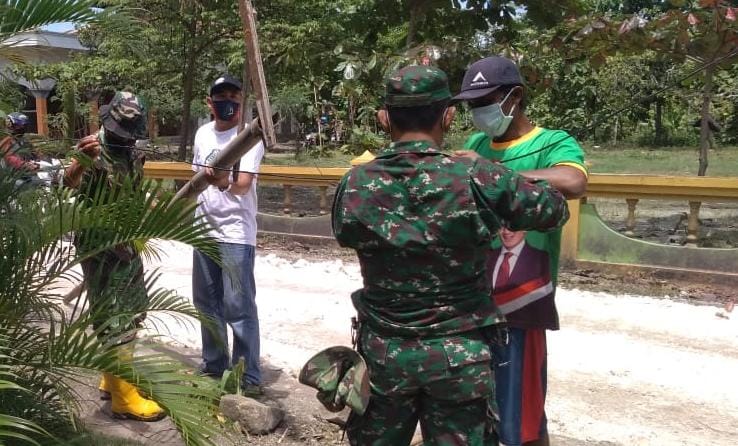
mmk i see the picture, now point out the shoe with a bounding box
[106,372,166,422]
[197,363,224,379]
[98,374,111,401]
[242,383,264,398]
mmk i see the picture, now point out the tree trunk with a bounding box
[348,96,355,129]
[698,67,714,176]
[406,0,424,49]
[613,116,618,145]
[314,85,322,151]
[148,108,159,140]
[591,96,597,143]
[654,97,664,146]
[63,87,76,142]
[178,18,198,162]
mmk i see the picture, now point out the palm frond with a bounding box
[1,169,230,445]
[0,1,103,36]
[0,412,49,445]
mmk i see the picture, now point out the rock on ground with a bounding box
[220,394,285,435]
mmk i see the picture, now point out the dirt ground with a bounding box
[69,233,737,446]
[257,233,737,307]
[589,197,738,249]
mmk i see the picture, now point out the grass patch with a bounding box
[263,152,356,167]
[584,145,738,176]
[257,143,738,177]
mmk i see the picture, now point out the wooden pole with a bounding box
[34,95,49,136]
[87,96,100,134]
[174,117,263,201]
[239,56,253,131]
[238,0,276,149]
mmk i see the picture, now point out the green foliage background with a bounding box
[6,1,738,162]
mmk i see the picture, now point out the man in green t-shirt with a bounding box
[454,56,588,446]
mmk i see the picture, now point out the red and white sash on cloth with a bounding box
[494,276,554,315]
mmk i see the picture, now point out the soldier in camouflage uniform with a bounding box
[64,91,165,422]
[331,66,570,445]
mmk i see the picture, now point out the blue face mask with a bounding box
[212,99,240,121]
[471,89,516,139]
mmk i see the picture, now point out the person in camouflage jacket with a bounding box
[64,91,165,422]
[330,65,570,445]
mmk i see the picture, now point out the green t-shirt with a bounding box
[464,127,586,329]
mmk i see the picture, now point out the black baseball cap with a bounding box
[452,56,523,102]
[209,74,242,96]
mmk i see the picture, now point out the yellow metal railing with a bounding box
[144,162,346,214]
[145,162,738,260]
[586,174,738,201]
[145,162,738,201]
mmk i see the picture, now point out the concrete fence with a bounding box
[145,162,738,283]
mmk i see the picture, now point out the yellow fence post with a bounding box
[625,198,639,237]
[283,185,293,214]
[318,186,328,215]
[561,198,581,264]
[686,201,702,246]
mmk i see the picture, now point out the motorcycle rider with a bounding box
[1,112,39,175]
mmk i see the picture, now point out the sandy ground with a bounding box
[79,240,738,445]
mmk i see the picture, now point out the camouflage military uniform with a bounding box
[332,66,569,446]
[74,92,148,343]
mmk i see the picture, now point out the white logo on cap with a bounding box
[215,77,225,85]
[469,71,489,88]
[472,72,487,83]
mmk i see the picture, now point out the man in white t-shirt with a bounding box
[192,74,265,396]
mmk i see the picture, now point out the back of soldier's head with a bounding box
[383,65,452,133]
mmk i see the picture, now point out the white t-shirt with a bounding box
[192,121,264,245]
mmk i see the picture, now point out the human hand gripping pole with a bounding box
[173,114,277,201]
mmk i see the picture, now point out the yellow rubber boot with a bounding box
[98,374,111,400]
[106,373,166,422]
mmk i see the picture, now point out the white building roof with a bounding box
[2,30,87,52]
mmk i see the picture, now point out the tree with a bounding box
[29,1,244,159]
[0,0,102,116]
[553,0,738,174]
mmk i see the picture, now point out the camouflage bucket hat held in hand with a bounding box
[299,346,370,416]
[99,91,147,140]
[384,65,452,107]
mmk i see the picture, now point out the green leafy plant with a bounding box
[340,126,387,156]
[0,170,230,445]
[218,357,245,396]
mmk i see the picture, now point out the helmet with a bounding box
[299,346,370,415]
[6,112,30,134]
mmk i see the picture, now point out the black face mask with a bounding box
[212,99,240,121]
[103,131,135,155]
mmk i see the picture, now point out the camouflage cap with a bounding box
[384,65,452,107]
[299,346,370,416]
[99,91,147,140]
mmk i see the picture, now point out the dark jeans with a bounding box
[192,243,261,385]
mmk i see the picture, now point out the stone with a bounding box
[219,394,285,435]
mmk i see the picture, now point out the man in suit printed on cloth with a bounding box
[487,228,555,446]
